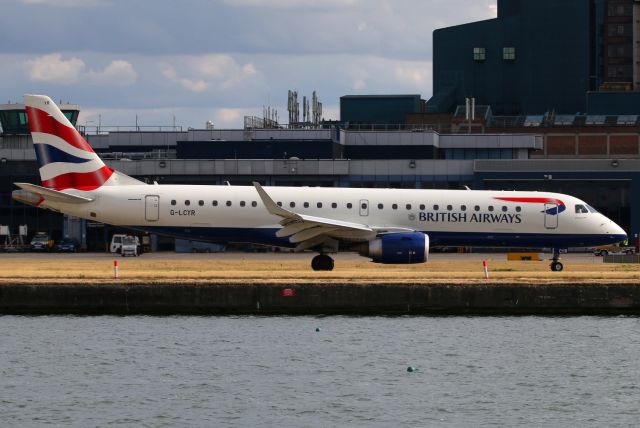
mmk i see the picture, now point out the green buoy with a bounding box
[407,366,417,372]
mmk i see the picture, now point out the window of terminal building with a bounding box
[503,47,515,61]
[473,47,486,61]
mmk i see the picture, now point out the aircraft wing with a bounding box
[253,182,415,251]
[14,183,94,204]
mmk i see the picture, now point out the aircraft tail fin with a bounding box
[23,94,143,190]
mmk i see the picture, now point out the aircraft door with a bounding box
[359,199,369,216]
[145,195,160,222]
[544,203,558,229]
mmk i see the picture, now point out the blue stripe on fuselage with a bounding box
[127,226,626,249]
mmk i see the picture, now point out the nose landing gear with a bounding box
[550,248,563,272]
[311,254,335,271]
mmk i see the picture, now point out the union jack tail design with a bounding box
[24,94,114,191]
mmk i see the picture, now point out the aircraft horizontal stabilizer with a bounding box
[14,183,94,204]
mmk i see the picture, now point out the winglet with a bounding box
[252,182,294,218]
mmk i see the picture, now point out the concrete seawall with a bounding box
[1,283,640,315]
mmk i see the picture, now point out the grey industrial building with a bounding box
[1,0,639,250]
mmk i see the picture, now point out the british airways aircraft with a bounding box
[13,94,627,271]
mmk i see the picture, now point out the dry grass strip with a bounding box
[0,254,637,285]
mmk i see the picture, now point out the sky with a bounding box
[0,0,496,129]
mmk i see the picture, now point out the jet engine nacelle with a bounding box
[361,232,429,264]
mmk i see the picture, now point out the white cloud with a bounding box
[21,0,109,7]
[215,108,244,125]
[26,54,85,84]
[87,60,138,86]
[25,54,137,86]
[162,68,209,93]
[161,54,259,92]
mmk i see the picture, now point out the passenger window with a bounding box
[378,203,384,209]
[447,205,452,211]
[488,206,494,212]
[575,204,588,214]
[392,204,398,210]
[331,203,337,208]
[474,205,480,211]
[185,200,190,206]
[433,204,439,210]
[419,204,425,210]
[289,202,295,208]
[198,200,204,206]
[304,202,309,208]
[226,201,232,207]
[461,205,466,211]
[277,202,282,207]
[240,201,246,207]
[317,202,323,208]
[406,204,412,210]
[361,202,367,209]
[502,206,507,212]
[212,200,218,207]
[251,201,257,207]
[515,206,521,212]
[347,203,353,209]
[171,200,176,206]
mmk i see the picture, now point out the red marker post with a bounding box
[482,260,489,280]
[114,260,119,279]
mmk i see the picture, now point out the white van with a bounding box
[110,234,140,255]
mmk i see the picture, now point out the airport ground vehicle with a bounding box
[54,237,79,252]
[110,234,141,255]
[30,232,52,252]
[593,244,635,256]
[120,235,138,257]
[13,94,628,272]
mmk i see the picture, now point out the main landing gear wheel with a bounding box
[550,261,564,272]
[549,248,563,271]
[311,254,334,271]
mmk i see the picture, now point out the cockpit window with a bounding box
[575,204,589,214]
[586,204,598,213]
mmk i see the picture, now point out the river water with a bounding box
[1,315,639,427]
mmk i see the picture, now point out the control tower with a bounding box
[0,100,80,135]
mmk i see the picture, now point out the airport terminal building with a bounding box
[1,0,639,250]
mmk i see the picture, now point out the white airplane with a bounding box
[13,94,627,271]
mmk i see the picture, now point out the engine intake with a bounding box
[360,232,429,264]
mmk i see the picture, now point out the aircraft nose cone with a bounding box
[607,221,627,243]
